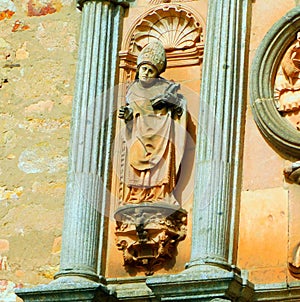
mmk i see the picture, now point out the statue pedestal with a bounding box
[114,203,187,276]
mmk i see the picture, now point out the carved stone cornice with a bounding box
[254,282,300,301]
[15,278,113,302]
[250,6,300,158]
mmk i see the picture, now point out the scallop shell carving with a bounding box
[132,6,202,51]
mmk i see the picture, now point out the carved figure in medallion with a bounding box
[118,41,187,205]
[275,32,300,129]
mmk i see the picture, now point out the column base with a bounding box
[55,268,101,282]
[146,265,254,301]
[15,276,115,302]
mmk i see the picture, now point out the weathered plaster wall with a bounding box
[239,0,300,285]
[0,0,79,300]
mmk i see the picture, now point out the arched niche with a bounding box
[107,4,205,278]
[119,4,205,85]
[250,6,300,158]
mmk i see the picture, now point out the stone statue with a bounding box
[118,41,187,205]
[115,41,188,275]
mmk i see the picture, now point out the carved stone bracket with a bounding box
[114,203,187,276]
[250,6,300,158]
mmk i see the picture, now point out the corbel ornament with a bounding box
[114,203,187,276]
[250,6,300,158]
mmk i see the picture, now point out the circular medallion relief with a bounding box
[250,6,300,158]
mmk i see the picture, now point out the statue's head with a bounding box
[138,63,159,87]
[137,40,166,76]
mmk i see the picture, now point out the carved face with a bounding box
[138,63,158,87]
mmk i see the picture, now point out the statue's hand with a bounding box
[118,106,133,122]
[151,97,167,110]
[165,92,180,107]
[151,93,179,109]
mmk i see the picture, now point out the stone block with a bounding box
[248,267,287,284]
[242,109,284,191]
[238,188,288,271]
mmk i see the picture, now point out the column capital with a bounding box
[77,0,130,10]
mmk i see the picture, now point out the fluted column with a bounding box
[146,0,254,300]
[56,0,126,281]
[16,1,126,301]
[188,0,251,270]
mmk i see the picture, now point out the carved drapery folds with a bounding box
[119,4,204,83]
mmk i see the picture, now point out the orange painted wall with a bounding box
[238,0,300,285]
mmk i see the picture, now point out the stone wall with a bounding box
[239,0,300,286]
[0,0,79,300]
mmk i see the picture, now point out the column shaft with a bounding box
[189,0,251,268]
[56,0,125,281]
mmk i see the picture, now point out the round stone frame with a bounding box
[250,6,300,158]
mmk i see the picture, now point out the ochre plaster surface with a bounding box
[242,108,284,191]
[238,188,289,284]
